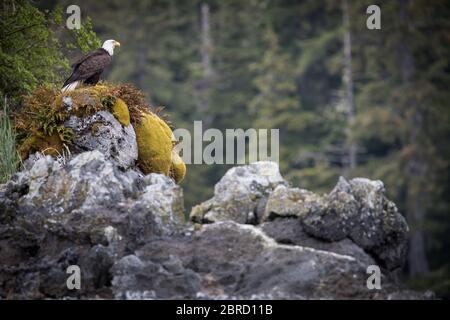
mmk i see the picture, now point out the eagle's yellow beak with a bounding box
[114,41,121,47]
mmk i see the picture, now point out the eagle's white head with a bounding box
[102,39,121,56]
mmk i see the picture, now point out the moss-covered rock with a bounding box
[111,98,130,127]
[170,151,187,183]
[15,83,186,183]
[135,111,173,176]
[18,132,64,159]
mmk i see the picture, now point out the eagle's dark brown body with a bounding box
[62,48,112,89]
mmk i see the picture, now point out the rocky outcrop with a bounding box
[111,219,426,300]
[190,162,286,224]
[0,156,430,299]
[64,110,138,170]
[191,168,408,271]
[0,151,184,298]
[15,84,186,183]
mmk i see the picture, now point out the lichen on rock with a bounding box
[64,110,138,170]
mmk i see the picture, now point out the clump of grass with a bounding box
[0,97,19,183]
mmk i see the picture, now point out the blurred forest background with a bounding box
[1,0,449,297]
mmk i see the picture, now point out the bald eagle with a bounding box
[62,39,121,92]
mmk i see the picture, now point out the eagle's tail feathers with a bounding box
[61,81,80,93]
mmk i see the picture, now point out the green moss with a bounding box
[19,132,63,159]
[134,111,173,175]
[170,151,186,183]
[63,88,104,117]
[133,110,186,183]
[111,98,130,126]
[15,85,108,160]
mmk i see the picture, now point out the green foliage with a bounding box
[67,17,102,53]
[249,27,300,127]
[0,0,101,105]
[0,98,19,183]
[37,105,69,137]
[0,0,68,103]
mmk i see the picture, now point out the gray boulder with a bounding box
[112,247,202,299]
[64,111,138,170]
[263,176,408,270]
[3,150,184,229]
[0,151,184,299]
[260,218,376,267]
[190,161,285,224]
[262,184,322,221]
[111,221,424,299]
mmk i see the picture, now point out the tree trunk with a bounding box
[399,0,429,276]
[197,2,214,127]
[342,0,357,171]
